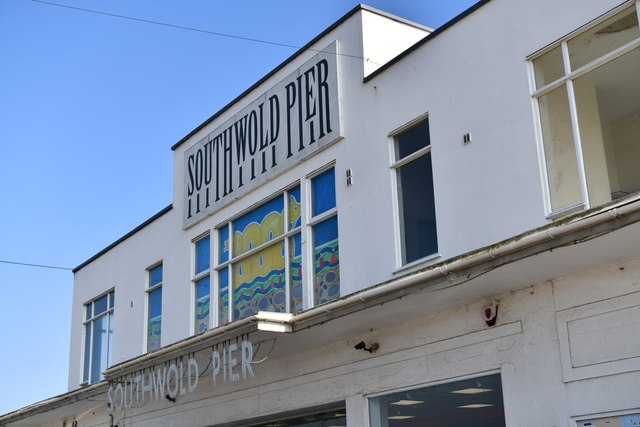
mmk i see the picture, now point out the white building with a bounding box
[3,0,640,425]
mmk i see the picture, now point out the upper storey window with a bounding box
[146,264,162,352]
[531,3,640,216]
[82,290,114,385]
[193,235,211,334]
[391,118,438,265]
[216,165,339,324]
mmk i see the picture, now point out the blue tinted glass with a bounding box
[196,236,210,274]
[196,276,210,299]
[107,313,113,366]
[91,315,107,383]
[148,288,162,318]
[86,304,92,320]
[312,168,336,216]
[396,119,430,159]
[219,225,229,263]
[94,295,108,315]
[314,215,339,247]
[109,291,114,308]
[149,265,162,287]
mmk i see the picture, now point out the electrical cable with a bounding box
[31,0,377,63]
[0,259,72,271]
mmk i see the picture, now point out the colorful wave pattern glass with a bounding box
[195,276,210,333]
[219,267,229,325]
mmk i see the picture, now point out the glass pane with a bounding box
[287,185,302,230]
[83,323,91,383]
[369,374,505,427]
[233,196,284,257]
[94,294,108,316]
[574,46,640,206]
[533,45,565,88]
[312,168,336,217]
[147,288,162,351]
[85,304,92,321]
[569,6,639,71]
[395,119,430,160]
[195,276,210,334]
[195,236,210,274]
[289,233,303,313]
[149,264,162,287]
[313,216,340,306]
[219,225,229,263]
[538,84,582,212]
[233,242,286,320]
[91,315,107,383]
[398,153,438,263]
[219,267,229,325]
[109,291,114,309]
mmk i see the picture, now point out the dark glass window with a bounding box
[369,373,506,427]
[394,119,438,264]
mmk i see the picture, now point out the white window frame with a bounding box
[192,232,211,334]
[389,113,440,269]
[528,0,640,218]
[213,162,337,326]
[145,262,162,353]
[81,289,114,386]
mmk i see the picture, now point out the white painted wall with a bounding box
[68,4,639,423]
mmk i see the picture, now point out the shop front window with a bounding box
[369,373,505,427]
[531,4,640,215]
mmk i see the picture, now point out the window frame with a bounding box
[213,162,338,326]
[528,0,640,218]
[389,114,440,268]
[192,232,211,334]
[81,289,115,386]
[145,262,163,353]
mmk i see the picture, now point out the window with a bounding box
[310,168,340,306]
[392,118,438,265]
[216,166,339,324]
[531,3,640,215]
[146,264,162,352]
[368,373,505,427]
[194,235,211,333]
[82,290,114,385]
[244,407,346,426]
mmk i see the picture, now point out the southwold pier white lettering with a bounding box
[107,340,254,414]
[183,42,342,228]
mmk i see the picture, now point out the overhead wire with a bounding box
[31,0,377,63]
[0,259,72,271]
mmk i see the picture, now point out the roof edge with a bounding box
[171,3,429,152]
[363,0,492,83]
[73,204,173,273]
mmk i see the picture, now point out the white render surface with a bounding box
[52,0,640,426]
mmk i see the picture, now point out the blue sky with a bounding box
[0,0,477,415]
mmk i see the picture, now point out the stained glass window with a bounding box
[215,166,339,323]
[311,168,340,306]
[194,235,211,333]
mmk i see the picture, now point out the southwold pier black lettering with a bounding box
[184,44,340,227]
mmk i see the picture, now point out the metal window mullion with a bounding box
[390,145,431,169]
[308,207,337,227]
[227,223,234,324]
[88,303,94,382]
[562,41,590,208]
